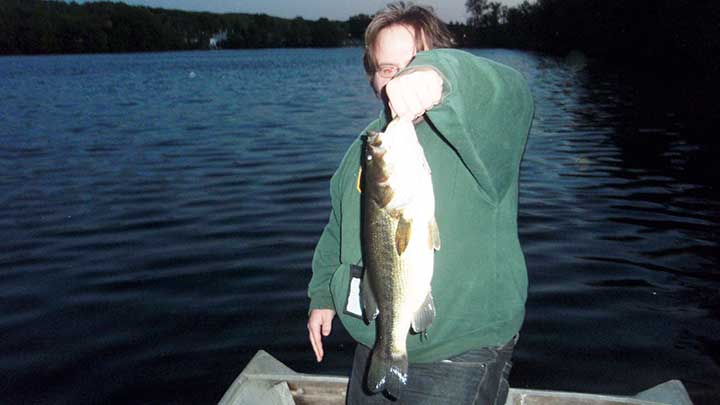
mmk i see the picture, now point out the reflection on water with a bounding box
[0,49,717,404]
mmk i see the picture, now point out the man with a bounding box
[307,3,534,403]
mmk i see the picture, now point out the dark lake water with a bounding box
[1,48,718,404]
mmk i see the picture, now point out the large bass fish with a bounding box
[361,117,441,399]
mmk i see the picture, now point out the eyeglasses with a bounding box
[375,64,402,79]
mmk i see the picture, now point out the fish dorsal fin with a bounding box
[430,217,441,251]
[411,292,435,333]
[395,216,412,255]
[361,271,379,324]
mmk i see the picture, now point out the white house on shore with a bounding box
[209,31,228,49]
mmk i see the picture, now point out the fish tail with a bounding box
[366,349,408,399]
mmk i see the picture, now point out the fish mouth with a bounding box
[364,131,388,174]
[366,130,381,144]
[365,132,385,157]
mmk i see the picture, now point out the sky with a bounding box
[71,0,526,24]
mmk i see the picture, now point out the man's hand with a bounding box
[385,67,443,121]
[307,309,336,362]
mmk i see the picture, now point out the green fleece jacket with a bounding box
[307,49,534,363]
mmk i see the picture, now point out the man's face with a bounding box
[371,24,417,95]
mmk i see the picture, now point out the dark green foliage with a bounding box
[347,14,372,45]
[464,0,719,76]
[0,0,365,54]
[6,0,714,77]
[311,17,345,47]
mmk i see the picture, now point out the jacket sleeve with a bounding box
[407,49,534,204]
[307,172,342,313]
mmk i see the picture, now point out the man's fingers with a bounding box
[388,100,398,118]
[410,86,429,118]
[390,89,415,120]
[385,68,444,120]
[307,323,317,356]
[308,322,323,362]
[386,83,404,118]
[308,309,335,363]
[421,78,439,109]
[387,75,432,120]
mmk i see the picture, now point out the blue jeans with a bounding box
[346,335,517,404]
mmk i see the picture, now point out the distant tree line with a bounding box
[2,0,718,75]
[0,0,372,54]
[462,0,719,75]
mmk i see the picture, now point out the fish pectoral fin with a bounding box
[395,216,412,255]
[361,272,379,324]
[411,292,436,333]
[430,217,441,251]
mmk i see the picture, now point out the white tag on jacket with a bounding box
[346,277,362,317]
[344,264,363,319]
